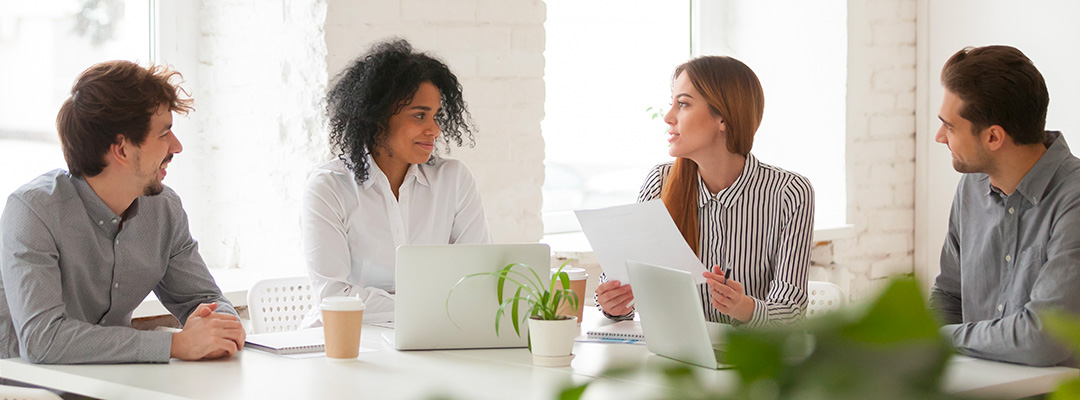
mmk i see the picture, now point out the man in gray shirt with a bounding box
[928,45,1080,367]
[0,61,245,363]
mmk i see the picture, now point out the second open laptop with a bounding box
[625,260,731,369]
[394,243,550,350]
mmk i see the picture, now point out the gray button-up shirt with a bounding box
[0,170,236,363]
[929,131,1080,367]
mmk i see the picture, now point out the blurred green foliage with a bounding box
[575,278,966,400]
[1041,310,1080,400]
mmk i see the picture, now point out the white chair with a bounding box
[247,276,318,334]
[0,384,63,400]
[806,281,846,318]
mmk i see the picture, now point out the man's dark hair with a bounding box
[941,45,1049,144]
[56,60,193,177]
[326,38,475,183]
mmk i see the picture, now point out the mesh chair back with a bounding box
[807,281,846,318]
[247,276,318,333]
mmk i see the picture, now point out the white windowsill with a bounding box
[541,224,857,255]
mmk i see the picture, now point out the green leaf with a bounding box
[1042,310,1080,350]
[496,263,514,304]
[1051,378,1080,400]
[558,383,589,400]
[842,278,940,343]
[511,286,523,336]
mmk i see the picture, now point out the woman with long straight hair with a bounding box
[595,56,814,327]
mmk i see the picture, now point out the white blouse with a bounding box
[300,156,492,325]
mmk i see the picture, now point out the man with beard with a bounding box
[0,61,244,363]
[929,45,1080,367]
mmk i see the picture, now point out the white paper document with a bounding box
[575,200,706,284]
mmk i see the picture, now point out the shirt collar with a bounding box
[697,153,759,208]
[1013,131,1070,206]
[71,175,128,237]
[360,153,431,190]
[406,162,430,188]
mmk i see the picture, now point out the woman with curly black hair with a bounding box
[301,39,491,325]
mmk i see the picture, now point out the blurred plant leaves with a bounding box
[1041,309,1080,399]
[711,278,960,399]
[557,383,588,400]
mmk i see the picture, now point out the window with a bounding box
[542,1,692,241]
[0,0,151,197]
[542,1,849,250]
[694,1,848,231]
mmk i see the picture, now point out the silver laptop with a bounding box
[394,243,550,350]
[625,260,730,369]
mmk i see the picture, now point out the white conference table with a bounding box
[1,311,1077,399]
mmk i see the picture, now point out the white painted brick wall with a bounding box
[324,0,546,243]
[824,0,918,300]
[170,0,329,272]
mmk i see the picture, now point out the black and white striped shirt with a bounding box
[600,154,814,328]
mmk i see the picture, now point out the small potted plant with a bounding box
[447,261,580,367]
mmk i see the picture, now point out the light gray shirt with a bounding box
[929,131,1080,367]
[0,170,236,364]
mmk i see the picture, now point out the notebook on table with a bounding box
[625,260,732,370]
[586,320,645,342]
[245,328,325,355]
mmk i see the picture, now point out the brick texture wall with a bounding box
[815,0,917,300]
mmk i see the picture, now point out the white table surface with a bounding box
[2,310,1076,399]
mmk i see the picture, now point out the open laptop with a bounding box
[625,260,730,369]
[393,243,550,350]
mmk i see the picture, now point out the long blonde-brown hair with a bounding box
[661,56,765,254]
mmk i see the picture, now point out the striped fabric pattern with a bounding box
[601,154,814,328]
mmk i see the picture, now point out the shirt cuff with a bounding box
[138,330,175,363]
[744,297,769,328]
[597,303,635,321]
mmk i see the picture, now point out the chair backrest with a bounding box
[0,384,63,400]
[247,276,318,334]
[806,281,846,318]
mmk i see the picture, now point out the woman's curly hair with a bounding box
[326,38,475,183]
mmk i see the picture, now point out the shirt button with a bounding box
[115,239,119,245]
[997,304,1004,311]
[114,283,119,288]
[111,218,118,224]
[1008,207,1015,214]
[1005,255,1012,262]
[97,220,103,225]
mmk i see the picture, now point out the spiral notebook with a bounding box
[245,328,325,355]
[586,320,645,341]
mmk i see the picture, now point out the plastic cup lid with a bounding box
[321,296,366,311]
[551,267,588,280]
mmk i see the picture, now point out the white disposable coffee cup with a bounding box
[321,296,365,362]
[552,267,588,323]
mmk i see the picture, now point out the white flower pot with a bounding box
[528,316,578,367]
